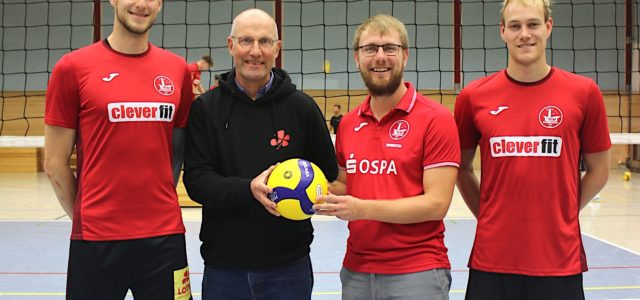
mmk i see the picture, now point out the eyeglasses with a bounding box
[356,44,405,57]
[231,36,278,49]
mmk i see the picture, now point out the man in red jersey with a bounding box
[314,15,460,300]
[188,54,213,97]
[454,1,611,299]
[44,0,193,298]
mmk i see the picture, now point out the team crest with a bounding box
[538,105,563,129]
[389,120,410,140]
[154,76,175,96]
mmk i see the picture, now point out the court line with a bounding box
[2,286,640,296]
[4,265,640,276]
[583,232,640,256]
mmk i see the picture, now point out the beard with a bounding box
[360,67,404,96]
[116,11,155,35]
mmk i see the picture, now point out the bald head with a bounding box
[230,8,279,40]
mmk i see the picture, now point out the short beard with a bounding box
[116,13,155,35]
[360,68,403,96]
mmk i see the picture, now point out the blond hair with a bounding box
[501,0,552,24]
[352,15,409,51]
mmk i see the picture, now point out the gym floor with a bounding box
[0,168,638,299]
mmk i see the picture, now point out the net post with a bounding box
[453,0,461,93]
[93,0,101,43]
[275,0,282,69]
[624,0,637,169]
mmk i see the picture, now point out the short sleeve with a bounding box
[45,54,80,129]
[423,109,460,169]
[174,63,193,128]
[454,89,481,150]
[580,81,611,153]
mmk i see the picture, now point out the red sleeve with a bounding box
[454,89,480,150]
[174,63,193,129]
[423,109,460,169]
[581,81,612,153]
[45,54,80,129]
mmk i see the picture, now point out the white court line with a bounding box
[583,232,640,257]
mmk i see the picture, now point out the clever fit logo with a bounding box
[489,136,562,157]
[108,102,175,122]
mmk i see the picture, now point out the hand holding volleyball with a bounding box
[267,158,328,220]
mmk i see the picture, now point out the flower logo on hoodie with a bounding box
[270,130,290,150]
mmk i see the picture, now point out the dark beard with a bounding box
[116,13,154,35]
[360,69,403,96]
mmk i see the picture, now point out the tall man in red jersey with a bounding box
[454,1,611,299]
[314,15,460,300]
[44,0,193,298]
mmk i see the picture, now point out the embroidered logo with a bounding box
[102,72,119,82]
[154,75,175,96]
[173,266,191,300]
[489,105,509,115]
[270,130,290,150]
[538,105,563,129]
[354,122,368,132]
[389,120,409,140]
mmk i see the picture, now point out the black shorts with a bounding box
[465,269,585,300]
[67,234,192,300]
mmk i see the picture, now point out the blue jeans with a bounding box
[201,255,313,300]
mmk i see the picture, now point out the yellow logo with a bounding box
[173,266,191,300]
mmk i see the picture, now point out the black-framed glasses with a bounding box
[356,44,405,57]
[231,36,278,49]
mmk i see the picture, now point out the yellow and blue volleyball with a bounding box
[267,158,328,220]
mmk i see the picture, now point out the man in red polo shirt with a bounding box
[314,15,460,300]
[454,0,611,299]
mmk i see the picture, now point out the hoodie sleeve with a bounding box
[183,98,254,209]
[303,94,339,182]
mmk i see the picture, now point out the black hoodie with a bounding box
[184,68,338,268]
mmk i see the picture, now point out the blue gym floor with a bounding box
[1,218,639,299]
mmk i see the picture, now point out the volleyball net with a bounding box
[0,0,638,167]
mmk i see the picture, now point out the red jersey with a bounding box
[455,68,611,276]
[188,62,201,86]
[335,82,460,274]
[45,41,192,241]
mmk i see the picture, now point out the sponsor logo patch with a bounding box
[270,129,290,150]
[173,266,191,300]
[354,122,368,132]
[490,136,562,157]
[539,105,563,128]
[154,75,175,96]
[389,120,409,140]
[102,72,119,82]
[108,102,175,122]
[346,153,398,175]
[489,105,509,115]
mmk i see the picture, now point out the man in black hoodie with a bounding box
[183,8,338,300]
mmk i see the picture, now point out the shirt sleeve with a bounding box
[423,108,461,169]
[454,89,481,150]
[174,63,193,129]
[581,80,612,153]
[45,54,80,129]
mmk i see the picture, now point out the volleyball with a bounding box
[323,59,331,73]
[267,158,328,220]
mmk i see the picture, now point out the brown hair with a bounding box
[352,15,408,51]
